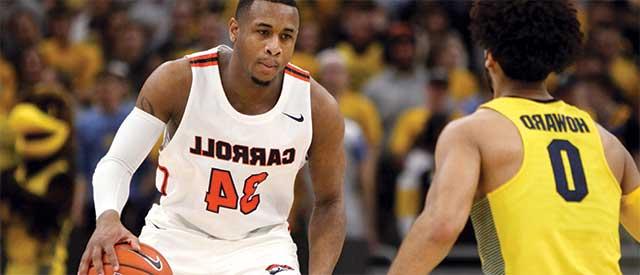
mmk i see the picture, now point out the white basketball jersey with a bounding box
[151,46,312,240]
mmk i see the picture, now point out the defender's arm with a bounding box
[389,118,481,274]
[621,146,640,241]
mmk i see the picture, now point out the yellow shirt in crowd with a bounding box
[39,39,103,91]
[336,42,383,92]
[339,91,383,147]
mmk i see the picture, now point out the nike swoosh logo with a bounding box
[282,112,304,122]
[130,249,163,271]
[151,222,165,230]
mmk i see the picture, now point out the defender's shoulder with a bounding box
[447,108,501,131]
[440,108,512,146]
[596,123,627,175]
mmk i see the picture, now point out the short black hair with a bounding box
[235,0,298,20]
[48,5,73,21]
[470,0,583,82]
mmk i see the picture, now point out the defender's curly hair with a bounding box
[470,0,583,82]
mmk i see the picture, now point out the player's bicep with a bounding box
[423,120,481,229]
[308,79,345,204]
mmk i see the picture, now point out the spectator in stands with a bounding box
[106,21,151,91]
[364,22,426,144]
[292,20,321,78]
[413,3,450,65]
[586,1,616,29]
[389,70,454,161]
[291,49,378,273]
[39,6,103,105]
[428,31,482,113]
[0,54,17,114]
[195,11,226,52]
[336,1,384,91]
[318,50,383,151]
[587,26,639,105]
[100,6,129,59]
[2,9,42,65]
[394,112,449,238]
[573,51,608,78]
[334,118,372,274]
[318,49,380,251]
[16,46,64,96]
[158,0,199,59]
[128,0,173,49]
[67,0,114,44]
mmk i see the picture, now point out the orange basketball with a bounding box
[88,242,172,275]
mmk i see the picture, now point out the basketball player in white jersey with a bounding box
[77,1,346,274]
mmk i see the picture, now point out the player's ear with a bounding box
[229,17,239,44]
[484,50,496,69]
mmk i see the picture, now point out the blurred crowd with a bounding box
[0,0,638,274]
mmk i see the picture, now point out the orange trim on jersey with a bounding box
[158,165,169,196]
[191,61,218,67]
[190,53,219,67]
[190,53,218,61]
[286,64,309,77]
[284,65,310,82]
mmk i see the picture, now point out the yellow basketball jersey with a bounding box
[472,97,622,275]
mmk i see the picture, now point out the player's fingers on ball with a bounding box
[104,244,120,271]
[127,233,141,251]
[77,246,93,275]
[91,247,105,275]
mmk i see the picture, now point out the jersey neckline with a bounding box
[212,45,292,124]
[503,95,560,104]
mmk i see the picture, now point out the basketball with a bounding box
[88,243,172,275]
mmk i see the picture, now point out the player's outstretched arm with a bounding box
[78,59,191,275]
[389,118,481,275]
[307,79,346,275]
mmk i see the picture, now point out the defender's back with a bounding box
[472,97,622,274]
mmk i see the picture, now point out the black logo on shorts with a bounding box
[282,112,304,122]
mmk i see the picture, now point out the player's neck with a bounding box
[494,80,553,101]
[219,49,283,115]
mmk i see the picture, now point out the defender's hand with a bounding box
[77,210,141,275]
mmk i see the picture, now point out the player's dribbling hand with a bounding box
[77,210,141,275]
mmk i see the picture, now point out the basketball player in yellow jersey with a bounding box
[389,1,640,274]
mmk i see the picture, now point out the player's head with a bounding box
[383,22,416,71]
[229,0,299,87]
[317,49,349,98]
[95,72,129,113]
[469,0,582,93]
[48,6,73,41]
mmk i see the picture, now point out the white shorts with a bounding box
[139,205,300,275]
